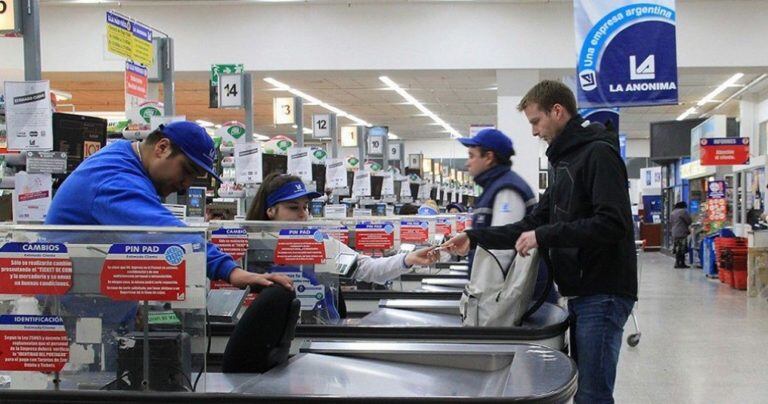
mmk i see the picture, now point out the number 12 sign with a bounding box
[313,114,330,139]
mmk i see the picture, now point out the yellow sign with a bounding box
[106,11,154,67]
[0,0,19,34]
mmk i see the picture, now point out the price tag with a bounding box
[312,114,331,138]
[273,97,295,125]
[218,74,244,108]
[324,204,347,219]
[353,208,372,218]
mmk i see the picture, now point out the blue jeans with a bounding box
[568,294,635,404]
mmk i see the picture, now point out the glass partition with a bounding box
[0,225,208,393]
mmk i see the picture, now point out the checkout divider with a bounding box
[0,222,576,402]
[206,216,570,367]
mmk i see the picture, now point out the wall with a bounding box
[2,1,768,71]
[626,138,650,158]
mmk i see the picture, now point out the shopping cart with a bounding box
[626,240,644,347]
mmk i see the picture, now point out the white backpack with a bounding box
[459,246,540,327]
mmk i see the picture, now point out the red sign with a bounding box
[101,244,187,301]
[0,243,72,295]
[125,61,148,99]
[700,137,750,166]
[400,220,429,243]
[274,229,326,265]
[211,227,248,261]
[18,190,49,202]
[355,223,395,250]
[0,315,68,372]
[436,219,452,237]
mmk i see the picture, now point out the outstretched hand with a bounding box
[435,232,471,257]
[405,246,439,267]
[228,268,294,291]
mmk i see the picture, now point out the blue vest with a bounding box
[468,166,536,270]
[471,165,536,230]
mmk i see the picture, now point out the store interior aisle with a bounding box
[614,252,768,403]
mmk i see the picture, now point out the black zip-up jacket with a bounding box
[466,115,638,300]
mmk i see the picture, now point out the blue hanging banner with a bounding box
[579,108,620,134]
[574,1,678,108]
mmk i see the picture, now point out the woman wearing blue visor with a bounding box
[247,173,438,285]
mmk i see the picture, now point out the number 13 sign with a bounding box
[274,97,295,125]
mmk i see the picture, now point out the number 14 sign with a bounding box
[218,74,244,108]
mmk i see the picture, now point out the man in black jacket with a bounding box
[441,80,637,404]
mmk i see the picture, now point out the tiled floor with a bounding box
[613,252,768,403]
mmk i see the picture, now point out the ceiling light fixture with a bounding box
[676,107,697,121]
[263,77,371,127]
[696,73,744,106]
[705,73,768,116]
[195,119,215,128]
[253,133,270,141]
[379,76,464,139]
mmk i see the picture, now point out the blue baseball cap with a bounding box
[267,180,322,208]
[160,121,222,182]
[458,128,515,157]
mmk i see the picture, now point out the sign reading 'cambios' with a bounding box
[211,227,249,261]
[700,137,750,166]
[0,242,72,295]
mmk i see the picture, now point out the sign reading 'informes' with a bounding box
[700,137,750,166]
[101,244,187,301]
[0,242,72,295]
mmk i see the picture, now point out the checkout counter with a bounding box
[0,223,576,403]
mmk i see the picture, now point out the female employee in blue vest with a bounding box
[45,121,294,373]
[459,129,557,303]
[246,172,439,285]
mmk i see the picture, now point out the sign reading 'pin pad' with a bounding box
[101,243,187,301]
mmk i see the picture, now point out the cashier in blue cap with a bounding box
[46,121,291,291]
[458,129,536,254]
[246,173,438,284]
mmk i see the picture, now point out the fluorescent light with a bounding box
[388,133,400,140]
[264,77,371,126]
[214,124,222,129]
[196,119,215,128]
[676,107,697,121]
[696,73,744,106]
[379,76,464,138]
[253,133,270,141]
[303,127,313,135]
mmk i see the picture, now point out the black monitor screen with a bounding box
[650,118,705,160]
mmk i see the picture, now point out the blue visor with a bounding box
[266,181,322,208]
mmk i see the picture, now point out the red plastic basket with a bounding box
[732,270,747,290]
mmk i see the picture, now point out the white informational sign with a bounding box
[382,173,395,195]
[325,158,348,189]
[408,154,422,169]
[340,126,358,147]
[4,81,53,151]
[367,135,384,156]
[273,97,295,125]
[324,204,347,219]
[288,147,312,183]
[13,172,52,223]
[235,143,263,184]
[312,114,331,139]
[150,115,185,131]
[640,166,662,195]
[218,74,244,108]
[418,182,432,200]
[352,170,372,197]
[400,180,412,199]
[353,208,372,218]
[389,143,402,161]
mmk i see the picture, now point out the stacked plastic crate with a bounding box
[715,237,748,290]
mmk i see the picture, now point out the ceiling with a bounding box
[44,67,768,142]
